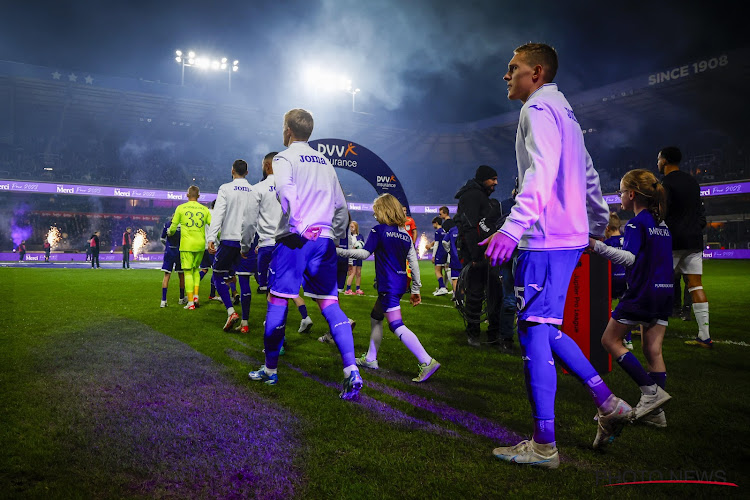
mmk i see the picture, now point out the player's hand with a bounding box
[431,256,435,264]
[240,252,247,260]
[254,247,259,254]
[410,293,421,306]
[208,241,216,254]
[480,231,517,266]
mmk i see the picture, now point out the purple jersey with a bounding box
[444,226,461,271]
[604,235,626,298]
[161,220,180,252]
[363,224,413,294]
[617,210,674,320]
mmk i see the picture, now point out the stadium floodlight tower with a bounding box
[174,50,239,91]
[342,79,361,112]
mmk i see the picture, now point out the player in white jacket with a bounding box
[482,43,631,468]
[242,152,314,336]
[246,108,362,400]
[206,159,255,333]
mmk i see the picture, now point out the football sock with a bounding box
[438,277,445,289]
[392,323,431,365]
[239,275,251,320]
[518,322,556,421]
[585,375,613,408]
[191,269,201,299]
[320,302,356,368]
[356,285,361,291]
[624,331,632,343]
[533,419,556,445]
[263,303,288,370]
[367,318,384,361]
[214,274,233,309]
[179,287,185,300]
[346,285,351,291]
[547,326,596,380]
[692,302,710,340]
[241,320,248,327]
[298,304,308,319]
[617,351,655,388]
[185,270,195,303]
[162,288,168,301]
[210,282,216,297]
[648,371,667,390]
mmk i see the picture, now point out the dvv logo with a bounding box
[318,141,358,168]
[376,175,397,189]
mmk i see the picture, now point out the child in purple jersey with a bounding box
[337,194,441,383]
[590,169,673,428]
[429,217,449,296]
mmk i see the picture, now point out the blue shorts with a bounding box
[377,292,403,312]
[269,235,338,300]
[434,245,447,265]
[449,258,462,274]
[352,258,363,267]
[200,249,214,270]
[256,246,273,287]
[514,248,583,325]
[213,242,256,275]
[612,306,669,327]
[161,248,183,273]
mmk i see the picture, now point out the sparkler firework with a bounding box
[417,232,430,259]
[132,229,148,258]
[46,226,62,248]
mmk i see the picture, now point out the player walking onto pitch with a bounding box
[159,217,187,308]
[344,221,365,295]
[482,43,631,469]
[245,108,363,400]
[429,216,449,296]
[337,194,441,383]
[206,159,255,332]
[168,185,211,310]
[590,169,674,428]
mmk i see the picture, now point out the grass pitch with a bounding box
[1,260,748,498]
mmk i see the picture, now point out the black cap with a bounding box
[475,165,498,183]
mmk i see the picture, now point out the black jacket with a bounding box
[454,179,497,262]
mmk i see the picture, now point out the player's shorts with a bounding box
[161,248,183,273]
[200,249,214,270]
[213,242,256,275]
[514,248,583,325]
[180,250,204,271]
[269,235,338,300]
[256,245,274,288]
[377,292,403,312]
[612,306,669,327]
[672,249,702,275]
[352,258,363,267]
[448,257,463,274]
[434,245,447,265]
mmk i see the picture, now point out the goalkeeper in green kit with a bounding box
[169,185,212,310]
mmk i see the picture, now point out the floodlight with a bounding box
[175,56,182,63]
[188,51,195,58]
[232,66,238,72]
[221,57,227,63]
[233,60,239,65]
[188,58,195,65]
[220,63,227,70]
[175,50,182,56]
[211,60,220,70]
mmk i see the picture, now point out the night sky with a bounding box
[2,1,746,123]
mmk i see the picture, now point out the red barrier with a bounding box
[561,253,612,374]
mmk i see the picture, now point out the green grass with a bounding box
[1,260,748,498]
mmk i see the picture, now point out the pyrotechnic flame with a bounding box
[132,229,149,258]
[417,232,430,259]
[46,226,62,248]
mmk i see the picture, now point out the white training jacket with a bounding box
[240,174,283,254]
[272,141,348,241]
[499,83,609,250]
[206,178,253,244]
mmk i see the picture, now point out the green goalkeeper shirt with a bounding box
[168,200,212,252]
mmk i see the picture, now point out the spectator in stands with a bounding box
[455,164,502,348]
[658,146,712,347]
